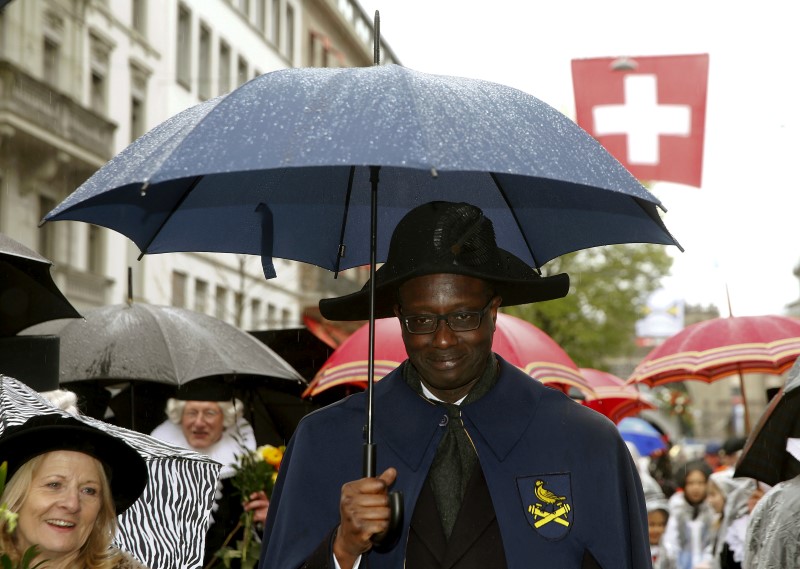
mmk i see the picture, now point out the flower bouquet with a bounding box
[212,445,284,569]
[1,461,44,569]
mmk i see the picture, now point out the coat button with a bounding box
[439,414,449,427]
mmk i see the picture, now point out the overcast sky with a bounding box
[357,0,800,317]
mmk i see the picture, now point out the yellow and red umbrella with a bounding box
[628,314,800,431]
[303,313,592,398]
[580,368,656,424]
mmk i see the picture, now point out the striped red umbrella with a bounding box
[303,313,592,398]
[627,315,800,431]
[580,368,656,424]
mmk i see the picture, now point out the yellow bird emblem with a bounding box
[534,479,566,506]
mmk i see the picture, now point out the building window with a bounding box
[194,279,208,313]
[176,4,192,89]
[132,0,147,35]
[90,36,111,115]
[271,0,280,46]
[281,308,290,327]
[130,65,148,142]
[0,11,6,52]
[172,271,187,308]
[38,196,57,259]
[255,0,266,33]
[198,24,212,100]
[285,4,294,62]
[218,40,231,95]
[215,285,227,320]
[234,292,244,325]
[43,13,63,88]
[250,298,262,329]
[87,225,103,273]
[266,303,276,329]
[309,30,343,68]
[237,56,248,87]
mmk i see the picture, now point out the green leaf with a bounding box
[0,461,7,496]
[1,554,13,569]
[20,546,41,569]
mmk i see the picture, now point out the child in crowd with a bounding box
[663,459,715,569]
[648,491,677,569]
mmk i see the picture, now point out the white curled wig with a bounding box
[165,397,244,428]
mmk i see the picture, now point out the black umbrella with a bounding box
[0,233,80,336]
[734,357,800,486]
[23,302,306,434]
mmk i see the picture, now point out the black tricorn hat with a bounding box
[320,201,569,321]
[174,376,234,402]
[0,414,148,514]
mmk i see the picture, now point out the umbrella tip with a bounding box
[373,10,380,66]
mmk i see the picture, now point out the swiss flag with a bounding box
[571,54,709,188]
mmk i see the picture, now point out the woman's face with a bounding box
[706,481,725,514]
[16,451,103,563]
[684,470,709,504]
[181,401,225,449]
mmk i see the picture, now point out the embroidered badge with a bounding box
[518,473,573,540]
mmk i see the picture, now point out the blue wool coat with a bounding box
[258,357,650,569]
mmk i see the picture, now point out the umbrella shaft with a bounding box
[366,165,380,446]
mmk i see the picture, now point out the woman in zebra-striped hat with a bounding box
[0,414,151,569]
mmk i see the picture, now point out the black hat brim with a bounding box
[320,247,569,321]
[0,415,148,514]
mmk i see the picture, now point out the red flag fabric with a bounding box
[571,54,709,187]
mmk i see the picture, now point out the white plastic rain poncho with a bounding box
[743,438,800,569]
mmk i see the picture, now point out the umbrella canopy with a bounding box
[23,302,305,387]
[43,64,680,279]
[580,368,656,424]
[0,375,221,569]
[627,315,800,432]
[303,313,592,398]
[734,357,800,487]
[628,315,800,386]
[617,416,667,457]
[0,233,81,337]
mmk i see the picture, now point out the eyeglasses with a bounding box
[399,299,494,335]
[184,409,221,421]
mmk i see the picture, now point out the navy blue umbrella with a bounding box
[44,64,680,281]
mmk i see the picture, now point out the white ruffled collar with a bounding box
[151,419,257,478]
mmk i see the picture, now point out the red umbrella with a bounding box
[580,368,656,424]
[627,315,800,431]
[303,313,592,398]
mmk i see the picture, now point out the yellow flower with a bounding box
[259,445,284,467]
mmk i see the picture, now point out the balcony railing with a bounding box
[0,60,115,161]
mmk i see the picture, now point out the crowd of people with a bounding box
[2,201,799,569]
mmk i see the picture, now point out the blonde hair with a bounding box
[0,452,126,569]
[165,397,243,428]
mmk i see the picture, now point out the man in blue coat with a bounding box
[259,201,650,568]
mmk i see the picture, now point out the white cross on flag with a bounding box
[571,54,709,188]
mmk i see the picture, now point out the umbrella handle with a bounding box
[363,442,404,547]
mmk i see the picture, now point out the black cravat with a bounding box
[404,355,498,538]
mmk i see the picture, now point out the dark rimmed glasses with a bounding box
[399,298,494,335]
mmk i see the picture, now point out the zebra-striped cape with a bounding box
[0,375,222,569]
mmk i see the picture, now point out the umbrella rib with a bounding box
[138,175,204,258]
[631,197,684,252]
[333,166,356,277]
[489,173,542,270]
